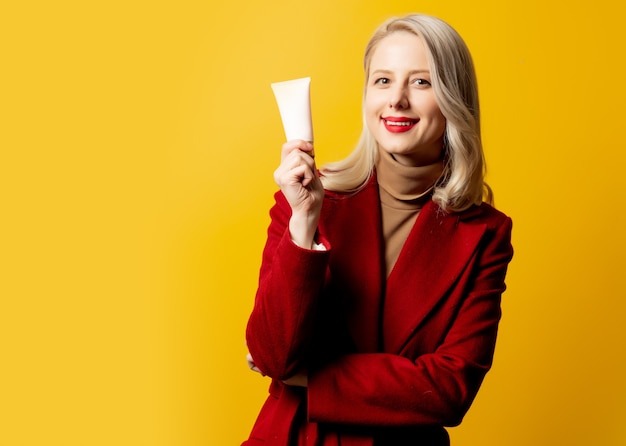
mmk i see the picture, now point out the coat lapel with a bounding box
[382,200,487,353]
[320,179,384,353]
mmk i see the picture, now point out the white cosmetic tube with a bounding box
[270,77,314,143]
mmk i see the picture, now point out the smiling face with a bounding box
[365,31,446,167]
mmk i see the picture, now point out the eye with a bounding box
[412,78,432,87]
[374,77,390,85]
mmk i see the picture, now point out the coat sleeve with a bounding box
[307,215,513,427]
[245,191,331,380]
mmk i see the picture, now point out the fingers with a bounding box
[274,145,318,189]
[246,353,264,375]
[273,139,323,227]
[281,139,315,161]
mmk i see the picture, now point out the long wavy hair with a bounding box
[320,14,492,212]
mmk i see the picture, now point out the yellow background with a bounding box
[2,0,625,444]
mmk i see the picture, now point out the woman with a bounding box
[243,13,513,446]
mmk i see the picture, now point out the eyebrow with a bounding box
[370,68,431,77]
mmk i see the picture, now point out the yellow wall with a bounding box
[2,0,625,444]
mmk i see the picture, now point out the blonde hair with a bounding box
[320,14,492,212]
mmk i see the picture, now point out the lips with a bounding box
[382,116,418,133]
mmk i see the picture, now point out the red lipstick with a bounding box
[382,116,418,133]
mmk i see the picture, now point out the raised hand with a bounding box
[273,140,324,249]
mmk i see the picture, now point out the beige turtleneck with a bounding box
[376,149,444,277]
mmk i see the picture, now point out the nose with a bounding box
[389,84,409,110]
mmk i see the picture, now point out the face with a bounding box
[365,31,446,167]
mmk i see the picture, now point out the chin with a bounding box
[381,146,413,157]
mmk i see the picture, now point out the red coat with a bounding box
[244,174,513,446]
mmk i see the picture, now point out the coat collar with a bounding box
[321,175,487,354]
[382,199,487,353]
[321,178,384,353]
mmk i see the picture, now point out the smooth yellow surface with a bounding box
[1,1,625,444]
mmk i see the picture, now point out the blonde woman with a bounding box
[244,13,513,446]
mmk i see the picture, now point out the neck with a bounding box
[376,148,444,203]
